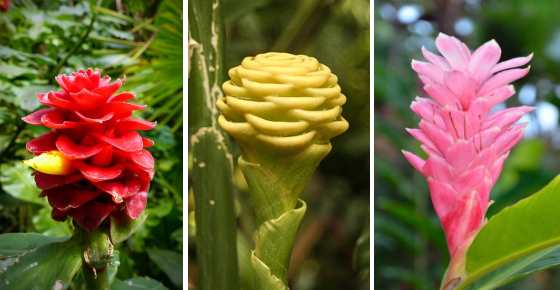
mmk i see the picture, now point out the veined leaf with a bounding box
[0,233,66,257]
[458,175,560,289]
[0,235,82,290]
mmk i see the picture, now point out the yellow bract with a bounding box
[23,150,73,175]
[218,52,349,150]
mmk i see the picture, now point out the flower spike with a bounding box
[403,33,532,288]
[218,52,348,289]
[23,69,155,231]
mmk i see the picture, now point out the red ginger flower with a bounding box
[402,33,532,285]
[22,69,155,231]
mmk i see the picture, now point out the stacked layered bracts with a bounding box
[402,33,532,285]
[23,69,155,231]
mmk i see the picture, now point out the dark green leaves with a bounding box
[0,233,65,257]
[147,248,182,288]
[0,233,81,290]
[124,0,183,131]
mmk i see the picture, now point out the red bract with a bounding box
[0,0,8,12]
[23,69,155,231]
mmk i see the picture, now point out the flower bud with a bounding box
[23,151,73,175]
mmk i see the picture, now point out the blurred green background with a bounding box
[0,0,182,289]
[375,0,560,289]
[187,0,370,289]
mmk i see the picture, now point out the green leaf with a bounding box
[0,162,44,205]
[250,201,306,289]
[250,254,288,290]
[0,63,37,79]
[0,233,66,257]
[32,208,72,237]
[111,277,168,290]
[110,212,148,244]
[0,235,82,290]
[253,201,306,282]
[146,248,182,287]
[458,175,560,289]
[14,85,52,112]
[124,0,183,131]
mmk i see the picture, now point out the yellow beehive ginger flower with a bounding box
[23,150,74,175]
[217,53,350,290]
[217,52,349,151]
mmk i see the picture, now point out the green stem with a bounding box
[191,129,239,290]
[80,229,117,290]
[441,240,472,290]
[189,0,239,288]
[239,144,330,289]
[83,264,112,290]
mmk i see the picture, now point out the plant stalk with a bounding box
[441,245,468,290]
[80,229,117,290]
[239,144,330,289]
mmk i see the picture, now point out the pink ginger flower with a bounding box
[402,33,532,287]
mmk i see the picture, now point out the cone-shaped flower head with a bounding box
[403,34,532,260]
[218,52,348,153]
[218,52,348,223]
[22,69,155,231]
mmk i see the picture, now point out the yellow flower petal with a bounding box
[23,151,73,175]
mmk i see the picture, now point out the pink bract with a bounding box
[402,33,532,260]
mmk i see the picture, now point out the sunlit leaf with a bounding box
[459,176,560,289]
[0,162,43,205]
